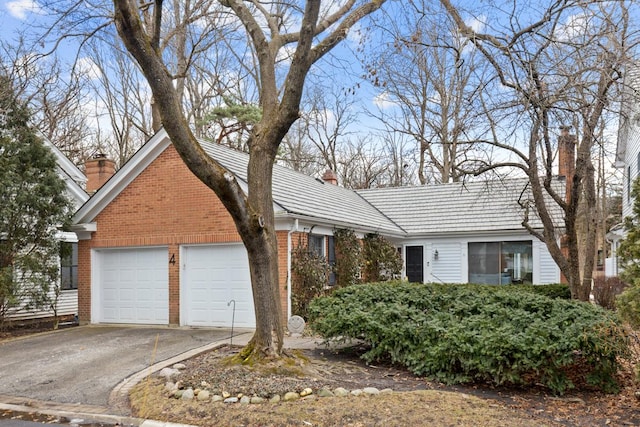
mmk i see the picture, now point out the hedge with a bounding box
[308,282,628,394]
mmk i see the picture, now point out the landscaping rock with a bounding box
[283,392,300,401]
[173,363,187,370]
[333,387,349,397]
[159,368,181,380]
[224,397,238,404]
[300,388,313,397]
[173,390,183,399]
[181,388,194,400]
[222,391,231,398]
[317,388,334,397]
[269,395,281,403]
[380,388,393,394]
[250,396,265,404]
[197,390,210,401]
[211,395,224,403]
[351,389,363,396]
[363,387,380,395]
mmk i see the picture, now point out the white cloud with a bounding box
[555,13,589,41]
[466,15,486,33]
[373,92,396,109]
[6,0,42,20]
[76,57,102,81]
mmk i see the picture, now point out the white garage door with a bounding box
[97,247,169,324]
[182,244,255,328]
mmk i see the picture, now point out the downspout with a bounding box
[286,219,299,320]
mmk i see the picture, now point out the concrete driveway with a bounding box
[0,325,234,409]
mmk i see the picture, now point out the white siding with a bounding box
[402,234,560,286]
[430,242,463,283]
[536,241,560,284]
[623,123,640,219]
[6,289,77,322]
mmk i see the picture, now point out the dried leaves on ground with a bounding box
[130,344,640,427]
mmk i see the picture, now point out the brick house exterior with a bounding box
[72,129,562,328]
[73,129,402,327]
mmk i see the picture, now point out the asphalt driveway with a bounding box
[0,325,234,408]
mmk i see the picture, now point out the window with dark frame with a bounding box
[468,241,533,285]
[327,236,336,286]
[308,234,324,257]
[60,242,78,290]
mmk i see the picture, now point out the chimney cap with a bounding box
[92,152,107,159]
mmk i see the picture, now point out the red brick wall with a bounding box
[77,144,290,325]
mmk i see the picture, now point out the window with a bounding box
[308,234,324,257]
[60,242,78,290]
[468,241,532,285]
[628,166,632,202]
[327,236,336,286]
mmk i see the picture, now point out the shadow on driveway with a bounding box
[0,326,235,408]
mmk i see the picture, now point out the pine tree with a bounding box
[615,177,640,326]
[0,74,73,325]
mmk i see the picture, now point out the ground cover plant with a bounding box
[308,282,629,394]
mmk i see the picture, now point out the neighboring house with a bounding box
[607,66,640,276]
[72,129,562,328]
[6,138,89,322]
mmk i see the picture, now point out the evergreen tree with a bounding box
[0,74,73,325]
[615,177,640,327]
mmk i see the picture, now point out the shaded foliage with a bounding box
[0,74,73,326]
[333,228,361,288]
[593,277,628,310]
[361,233,402,282]
[290,242,329,320]
[617,176,640,327]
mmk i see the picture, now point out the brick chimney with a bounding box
[558,126,576,285]
[321,169,338,185]
[85,153,116,194]
[558,126,576,203]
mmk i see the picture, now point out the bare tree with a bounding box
[369,1,489,184]
[113,0,387,358]
[303,84,359,174]
[440,0,635,300]
[337,136,386,189]
[84,37,154,166]
[0,41,94,165]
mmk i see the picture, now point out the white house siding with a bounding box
[430,242,463,283]
[622,122,640,219]
[5,290,77,322]
[403,234,560,285]
[536,240,561,284]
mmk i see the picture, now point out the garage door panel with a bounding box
[97,248,168,325]
[183,245,255,328]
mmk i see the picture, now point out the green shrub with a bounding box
[616,285,640,328]
[514,283,571,300]
[309,282,628,394]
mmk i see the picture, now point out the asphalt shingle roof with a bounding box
[198,139,404,235]
[357,178,563,235]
